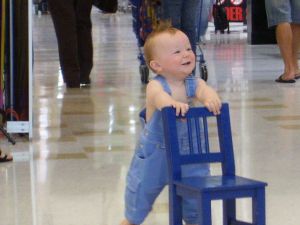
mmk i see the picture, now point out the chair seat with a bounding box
[174,175,267,196]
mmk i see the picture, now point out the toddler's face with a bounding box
[151,31,195,79]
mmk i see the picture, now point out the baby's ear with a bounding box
[149,60,162,73]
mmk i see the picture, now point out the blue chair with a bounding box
[162,103,267,225]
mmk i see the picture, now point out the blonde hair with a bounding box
[143,20,179,71]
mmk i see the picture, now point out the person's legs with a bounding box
[161,0,183,29]
[48,0,80,87]
[291,24,300,76]
[291,0,300,75]
[197,0,213,39]
[181,0,200,54]
[161,0,197,75]
[276,22,295,80]
[75,0,93,85]
[275,22,300,80]
[290,0,300,77]
[265,0,299,81]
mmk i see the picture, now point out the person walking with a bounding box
[265,0,300,83]
[48,0,93,88]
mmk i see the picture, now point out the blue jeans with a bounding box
[161,0,200,53]
[197,0,214,37]
[265,0,300,27]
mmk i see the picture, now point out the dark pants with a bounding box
[48,0,93,87]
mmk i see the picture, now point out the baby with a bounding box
[121,21,221,225]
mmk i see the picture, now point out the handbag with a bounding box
[92,0,118,13]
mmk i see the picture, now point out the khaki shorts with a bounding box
[265,0,300,27]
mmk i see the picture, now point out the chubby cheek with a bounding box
[169,57,181,65]
[190,53,196,62]
[190,55,196,67]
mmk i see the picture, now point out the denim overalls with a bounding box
[125,75,209,225]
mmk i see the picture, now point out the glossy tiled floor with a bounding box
[1,8,300,225]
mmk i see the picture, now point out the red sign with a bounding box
[220,0,246,22]
[225,6,243,21]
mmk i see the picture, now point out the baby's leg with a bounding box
[124,147,168,224]
[120,219,136,225]
[182,164,209,225]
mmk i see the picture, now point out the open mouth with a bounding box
[182,61,191,65]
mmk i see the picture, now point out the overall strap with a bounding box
[154,74,198,98]
[154,75,172,95]
[139,75,171,127]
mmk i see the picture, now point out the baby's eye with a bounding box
[187,48,192,51]
[173,50,180,54]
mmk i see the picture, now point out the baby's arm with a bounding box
[195,79,221,115]
[146,80,189,116]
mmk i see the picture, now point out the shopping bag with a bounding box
[92,0,118,13]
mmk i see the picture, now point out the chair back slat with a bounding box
[180,153,223,164]
[187,118,194,155]
[203,117,210,154]
[194,117,202,154]
[162,103,235,180]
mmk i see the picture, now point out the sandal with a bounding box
[0,150,13,163]
[295,73,300,80]
[275,75,295,83]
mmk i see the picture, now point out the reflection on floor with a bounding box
[1,9,300,225]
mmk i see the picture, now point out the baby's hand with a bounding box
[171,101,189,116]
[203,93,221,115]
[196,80,222,115]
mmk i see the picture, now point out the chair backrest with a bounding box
[162,103,235,181]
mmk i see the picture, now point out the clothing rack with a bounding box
[0,0,33,141]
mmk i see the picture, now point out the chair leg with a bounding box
[252,188,266,225]
[169,186,183,225]
[223,199,236,225]
[199,194,212,225]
